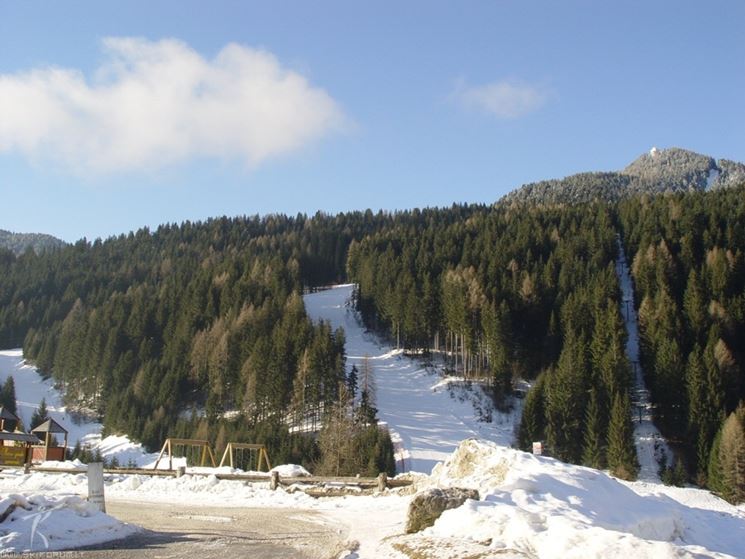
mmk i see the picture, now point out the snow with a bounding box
[423,439,745,559]
[0,350,182,468]
[271,463,311,477]
[0,349,103,448]
[0,492,138,553]
[2,439,743,558]
[303,285,521,474]
[615,239,672,481]
[2,285,742,557]
[706,167,720,191]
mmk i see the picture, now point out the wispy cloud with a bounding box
[0,38,346,175]
[454,78,547,119]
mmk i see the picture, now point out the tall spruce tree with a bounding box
[718,405,745,504]
[518,371,547,451]
[582,388,605,468]
[607,392,638,481]
[1,376,17,415]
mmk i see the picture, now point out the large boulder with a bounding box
[405,487,479,533]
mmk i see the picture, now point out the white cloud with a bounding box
[454,79,547,119]
[0,37,346,174]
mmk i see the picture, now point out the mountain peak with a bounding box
[501,147,745,206]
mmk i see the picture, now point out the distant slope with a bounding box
[501,147,745,205]
[0,229,66,254]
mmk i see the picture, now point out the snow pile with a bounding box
[0,493,138,553]
[38,459,87,471]
[271,464,311,477]
[0,470,316,509]
[422,439,745,559]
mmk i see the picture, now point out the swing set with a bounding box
[218,442,272,472]
[152,438,217,470]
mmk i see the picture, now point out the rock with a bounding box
[405,487,479,533]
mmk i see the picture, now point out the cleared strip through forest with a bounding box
[615,236,672,482]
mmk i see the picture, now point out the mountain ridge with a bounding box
[500,147,745,206]
[0,229,67,255]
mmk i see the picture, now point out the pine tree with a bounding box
[30,397,49,429]
[707,426,725,495]
[347,365,359,400]
[607,393,638,481]
[0,376,17,415]
[582,388,605,469]
[546,329,589,463]
[718,406,745,504]
[518,372,546,451]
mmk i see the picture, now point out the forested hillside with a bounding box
[502,148,745,206]
[0,213,399,469]
[618,187,745,488]
[347,203,639,476]
[0,150,743,492]
[0,229,66,255]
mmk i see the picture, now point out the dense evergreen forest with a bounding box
[347,202,639,477]
[0,213,397,471]
[0,179,743,494]
[618,188,745,489]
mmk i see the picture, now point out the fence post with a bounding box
[377,472,387,492]
[270,471,280,490]
[176,466,186,478]
[87,462,106,513]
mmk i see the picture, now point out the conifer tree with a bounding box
[718,406,745,504]
[347,365,358,400]
[582,388,605,469]
[1,376,17,415]
[518,372,547,451]
[707,426,725,495]
[607,392,638,481]
[546,329,589,463]
[31,398,50,429]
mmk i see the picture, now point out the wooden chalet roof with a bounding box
[0,406,19,422]
[0,430,41,444]
[31,418,68,434]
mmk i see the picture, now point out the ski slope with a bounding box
[615,239,672,481]
[0,349,103,448]
[303,284,520,474]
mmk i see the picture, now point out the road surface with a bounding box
[29,500,349,559]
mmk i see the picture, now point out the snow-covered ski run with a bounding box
[303,284,520,474]
[616,237,673,482]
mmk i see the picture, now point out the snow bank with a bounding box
[271,464,310,477]
[0,470,316,509]
[423,439,745,558]
[0,493,138,553]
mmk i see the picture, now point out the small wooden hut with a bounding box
[31,418,68,462]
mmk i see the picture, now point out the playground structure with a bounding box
[152,438,218,470]
[218,443,271,472]
[152,438,272,472]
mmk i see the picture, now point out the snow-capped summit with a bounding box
[650,146,659,157]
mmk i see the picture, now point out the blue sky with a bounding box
[1,1,743,242]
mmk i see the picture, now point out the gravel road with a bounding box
[27,500,350,559]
